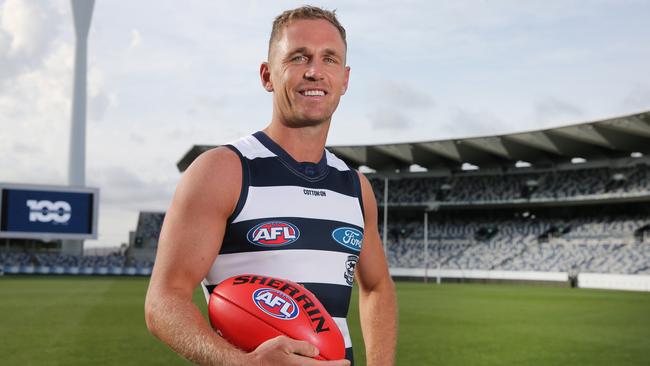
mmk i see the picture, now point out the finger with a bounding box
[285,338,319,358]
[306,359,350,366]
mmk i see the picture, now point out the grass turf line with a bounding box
[1,277,649,365]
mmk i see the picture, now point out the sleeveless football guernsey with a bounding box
[202,131,365,364]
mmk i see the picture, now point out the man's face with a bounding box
[262,19,350,128]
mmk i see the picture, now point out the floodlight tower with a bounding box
[64,0,95,255]
[69,0,94,187]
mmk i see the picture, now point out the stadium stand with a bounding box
[132,212,165,249]
[380,204,650,275]
[370,164,650,205]
[3,166,648,279]
[0,212,162,275]
[0,251,153,275]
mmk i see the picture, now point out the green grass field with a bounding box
[1,277,649,365]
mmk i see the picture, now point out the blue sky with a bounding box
[1,0,649,247]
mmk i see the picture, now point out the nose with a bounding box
[304,60,324,81]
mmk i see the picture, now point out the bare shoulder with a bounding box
[356,171,378,221]
[356,170,372,191]
[184,146,241,186]
[151,146,242,287]
[175,146,242,216]
[354,171,391,290]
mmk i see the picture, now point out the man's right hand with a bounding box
[245,336,351,366]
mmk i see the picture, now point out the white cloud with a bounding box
[1,0,53,56]
[88,165,173,209]
[0,40,74,185]
[534,97,583,127]
[364,80,434,131]
[129,28,141,49]
[0,0,63,82]
[87,66,113,121]
[621,84,650,111]
[371,80,434,109]
[368,108,412,130]
[450,108,507,137]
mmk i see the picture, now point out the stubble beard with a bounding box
[279,102,336,129]
[274,91,339,129]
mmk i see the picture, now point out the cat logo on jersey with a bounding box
[247,221,300,247]
[344,255,359,286]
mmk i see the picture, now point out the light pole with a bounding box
[63,0,95,256]
[69,0,95,187]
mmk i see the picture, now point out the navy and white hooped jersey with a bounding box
[202,131,364,363]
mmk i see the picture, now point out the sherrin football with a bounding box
[208,274,345,361]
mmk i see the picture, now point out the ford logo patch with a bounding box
[331,227,363,252]
[252,288,299,320]
[247,221,300,247]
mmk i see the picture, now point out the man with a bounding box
[145,6,397,366]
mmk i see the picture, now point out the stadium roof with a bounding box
[177,111,650,173]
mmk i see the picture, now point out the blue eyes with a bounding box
[290,55,338,64]
[292,55,308,63]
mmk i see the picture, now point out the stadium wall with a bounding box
[578,273,650,292]
[390,268,568,283]
[1,265,152,276]
[391,268,650,292]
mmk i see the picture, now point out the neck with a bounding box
[263,120,330,163]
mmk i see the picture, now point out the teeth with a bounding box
[303,90,325,96]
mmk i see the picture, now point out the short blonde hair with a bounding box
[268,5,347,57]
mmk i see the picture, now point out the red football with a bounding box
[208,274,345,361]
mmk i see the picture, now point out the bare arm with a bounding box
[144,147,350,366]
[145,147,248,365]
[355,172,398,366]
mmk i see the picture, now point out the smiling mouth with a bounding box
[299,90,327,97]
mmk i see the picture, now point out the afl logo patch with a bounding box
[247,221,300,247]
[332,227,363,252]
[252,288,299,320]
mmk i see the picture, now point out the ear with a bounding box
[341,65,351,95]
[260,62,273,92]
